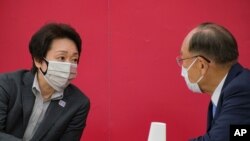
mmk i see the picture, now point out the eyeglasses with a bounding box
[176,55,210,67]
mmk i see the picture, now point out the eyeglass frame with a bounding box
[176,55,211,67]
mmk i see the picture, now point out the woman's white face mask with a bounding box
[181,58,203,93]
[40,59,77,92]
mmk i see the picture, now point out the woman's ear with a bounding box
[34,58,42,68]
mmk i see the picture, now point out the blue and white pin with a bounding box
[59,100,66,107]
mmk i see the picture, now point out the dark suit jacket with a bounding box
[0,70,90,141]
[190,63,250,141]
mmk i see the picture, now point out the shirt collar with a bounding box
[211,74,228,106]
[32,74,41,96]
[32,73,64,101]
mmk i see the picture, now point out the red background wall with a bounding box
[0,0,250,141]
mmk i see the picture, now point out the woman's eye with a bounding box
[72,59,78,63]
[58,57,65,61]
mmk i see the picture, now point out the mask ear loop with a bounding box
[40,58,49,75]
[186,58,198,71]
[190,58,204,84]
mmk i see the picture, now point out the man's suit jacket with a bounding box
[191,63,250,141]
[0,70,90,141]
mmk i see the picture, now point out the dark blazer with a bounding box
[190,63,250,141]
[0,70,90,141]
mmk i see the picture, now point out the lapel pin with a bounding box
[59,100,66,108]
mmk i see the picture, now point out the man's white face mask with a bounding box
[181,58,203,93]
[40,58,77,92]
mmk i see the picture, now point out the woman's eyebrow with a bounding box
[55,50,67,54]
[54,50,79,56]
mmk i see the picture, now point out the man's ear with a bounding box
[198,57,209,75]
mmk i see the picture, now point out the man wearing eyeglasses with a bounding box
[177,22,250,141]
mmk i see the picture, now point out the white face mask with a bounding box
[40,59,77,92]
[181,58,203,93]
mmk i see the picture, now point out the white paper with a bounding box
[148,122,166,141]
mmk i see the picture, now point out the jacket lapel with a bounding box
[215,63,243,119]
[32,99,65,140]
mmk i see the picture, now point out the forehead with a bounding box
[180,28,197,56]
[49,38,78,53]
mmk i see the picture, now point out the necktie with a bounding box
[212,102,216,117]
